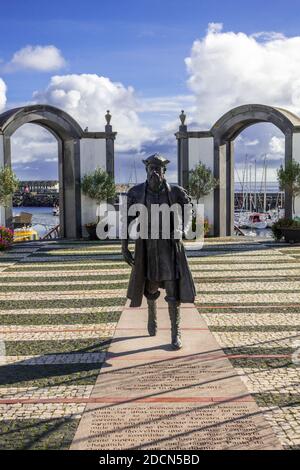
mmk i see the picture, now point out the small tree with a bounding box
[277,160,300,217]
[0,166,19,207]
[188,162,218,203]
[81,167,116,224]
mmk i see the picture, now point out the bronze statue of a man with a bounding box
[121,153,196,349]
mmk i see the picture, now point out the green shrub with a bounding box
[188,162,218,203]
[81,168,116,205]
[0,166,19,207]
[271,217,300,240]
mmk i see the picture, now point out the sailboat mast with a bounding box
[249,164,252,212]
[254,159,257,211]
[263,156,267,213]
[245,155,248,211]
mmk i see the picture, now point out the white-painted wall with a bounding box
[292,132,300,217]
[80,138,106,236]
[0,135,5,226]
[188,137,214,233]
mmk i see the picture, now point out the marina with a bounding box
[12,207,59,240]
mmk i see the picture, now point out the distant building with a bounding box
[18,181,59,193]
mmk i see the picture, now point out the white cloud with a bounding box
[269,135,285,155]
[138,94,195,113]
[11,124,58,164]
[6,45,66,72]
[33,74,153,152]
[207,22,223,34]
[244,139,259,147]
[185,24,300,127]
[251,31,286,41]
[236,135,260,147]
[0,78,6,111]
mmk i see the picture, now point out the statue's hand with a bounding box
[121,242,134,267]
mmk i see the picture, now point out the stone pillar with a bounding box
[0,134,5,226]
[105,110,116,179]
[175,111,189,188]
[0,134,12,227]
[213,139,227,237]
[292,130,300,217]
[63,138,81,239]
[226,140,234,235]
[80,111,117,238]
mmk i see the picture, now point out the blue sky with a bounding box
[2,0,300,101]
[1,0,300,181]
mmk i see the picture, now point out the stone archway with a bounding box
[0,104,84,238]
[211,104,300,235]
[177,104,300,236]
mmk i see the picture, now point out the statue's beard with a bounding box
[148,173,163,191]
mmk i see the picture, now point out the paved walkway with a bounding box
[0,238,299,449]
[71,297,282,450]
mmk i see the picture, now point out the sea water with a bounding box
[13,206,59,238]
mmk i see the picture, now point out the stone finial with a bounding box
[179,110,186,126]
[105,110,112,126]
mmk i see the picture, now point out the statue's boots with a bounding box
[168,302,182,350]
[147,299,157,336]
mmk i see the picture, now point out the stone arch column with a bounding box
[0,105,83,238]
[0,105,117,239]
[79,111,117,237]
[177,104,300,236]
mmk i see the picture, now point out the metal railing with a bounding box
[41,224,60,240]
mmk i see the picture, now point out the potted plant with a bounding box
[81,167,116,240]
[191,216,211,237]
[188,162,218,237]
[272,217,300,243]
[276,160,300,243]
[0,165,19,228]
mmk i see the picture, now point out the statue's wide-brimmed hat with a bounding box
[142,153,170,167]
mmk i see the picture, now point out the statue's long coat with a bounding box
[125,181,196,307]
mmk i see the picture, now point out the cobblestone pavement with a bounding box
[0,241,126,449]
[196,241,300,450]
[0,239,299,449]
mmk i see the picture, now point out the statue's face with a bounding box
[146,163,165,190]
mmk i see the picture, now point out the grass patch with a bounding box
[0,312,121,325]
[193,276,300,282]
[5,338,111,356]
[5,263,128,272]
[0,274,129,283]
[229,358,294,368]
[197,306,300,313]
[0,363,103,387]
[211,325,300,332]
[28,252,123,258]
[0,283,128,292]
[189,259,300,265]
[0,418,80,450]
[255,393,300,407]
[0,297,126,310]
[5,336,111,356]
[196,302,300,307]
[223,346,294,355]
[197,289,300,295]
